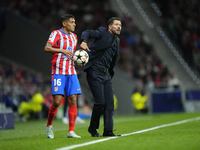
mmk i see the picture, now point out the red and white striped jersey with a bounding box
[47,29,77,75]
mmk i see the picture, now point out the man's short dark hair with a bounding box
[108,17,121,25]
[60,14,75,26]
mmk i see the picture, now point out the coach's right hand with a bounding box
[80,41,90,52]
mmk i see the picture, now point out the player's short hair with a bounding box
[60,14,75,26]
[108,17,121,25]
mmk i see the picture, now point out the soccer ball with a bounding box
[73,49,89,68]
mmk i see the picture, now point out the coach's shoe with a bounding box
[88,127,101,137]
[67,131,81,138]
[103,131,121,137]
[46,125,54,139]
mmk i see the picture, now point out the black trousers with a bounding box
[86,68,114,132]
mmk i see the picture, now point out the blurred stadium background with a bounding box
[0,0,200,129]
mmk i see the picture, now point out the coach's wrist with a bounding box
[82,40,87,43]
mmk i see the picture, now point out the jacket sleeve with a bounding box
[81,27,106,42]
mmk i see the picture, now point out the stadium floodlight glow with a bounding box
[116,0,130,17]
[179,57,184,62]
[134,1,139,6]
[168,43,173,49]
[138,7,143,12]
[154,7,159,12]
[164,38,170,44]
[140,11,146,16]
[143,15,149,20]
[167,41,172,46]
[132,0,154,28]
[171,47,176,53]
[180,58,184,65]
[162,35,167,40]
[193,75,197,81]
[159,30,165,36]
[157,11,162,16]
[120,5,125,10]
[174,51,179,57]
[151,3,156,8]
[116,0,123,5]
[157,26,162,31]
[189,71,194,77]
[196,79,200,84]
[151,2,162,16]
[148,23,154,28]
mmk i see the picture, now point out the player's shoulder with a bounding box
[51,29,60,33]
[70,32,77,38]
[50,30,60,37]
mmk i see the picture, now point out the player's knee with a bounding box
[52,100,60,107]
[53,95,62,107]
[68,95,77,106]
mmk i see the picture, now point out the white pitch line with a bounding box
[56,116,200,150]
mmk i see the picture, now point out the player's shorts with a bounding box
[51,74,82,96]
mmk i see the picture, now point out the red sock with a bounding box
[68,105,77,132]
[47,104,58,126]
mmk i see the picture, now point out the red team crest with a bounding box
[54,87,58,92]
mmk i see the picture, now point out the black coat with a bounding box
[80,27,120,78]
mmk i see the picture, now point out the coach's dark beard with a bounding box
[111,29,120,36]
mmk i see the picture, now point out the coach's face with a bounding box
[64,18,76,32]
[109,20,122,36]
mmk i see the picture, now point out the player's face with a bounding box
[109,20,122,36]
[64,18,76,32]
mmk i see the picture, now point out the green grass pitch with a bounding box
[0,112,200,150]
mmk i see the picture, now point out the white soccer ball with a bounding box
[73,49,89,68]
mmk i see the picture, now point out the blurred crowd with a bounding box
[0,59,52,119]
[0,0,184,117]
[154,0,200,73]
[118,15,180,90]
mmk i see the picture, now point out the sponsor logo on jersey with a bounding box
[68,46,72,51]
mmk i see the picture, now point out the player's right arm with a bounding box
[44,30,74,59]
[44,42,74,59]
